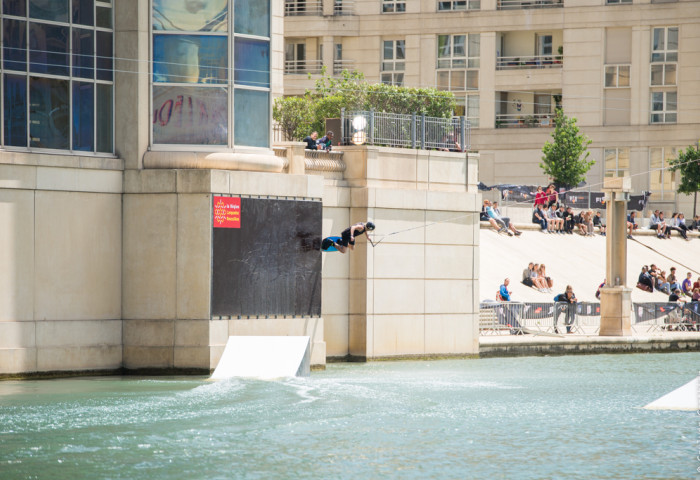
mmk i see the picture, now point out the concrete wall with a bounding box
[0,158,123,375]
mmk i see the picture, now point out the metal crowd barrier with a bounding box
[480,301,700,335]
[479,301,601,335]
[632,302,700,332]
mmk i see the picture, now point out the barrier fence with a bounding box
[341,109,470,151]
[479,301,700,335]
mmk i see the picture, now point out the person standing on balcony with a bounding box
[303,131,318,150]
[317,131,334,151]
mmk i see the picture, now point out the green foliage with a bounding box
[540,110,594,189]
[272,68,457,141]
[272,95,314,141]
[668,144,700,216]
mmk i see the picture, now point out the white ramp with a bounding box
[211,336,311,380]
[643,377,699,411]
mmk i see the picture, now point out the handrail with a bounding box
[495,113,552,129]
[284,59,323,75]
[497,0,562,9]
[284,0,322,16]
[496,54,563,70]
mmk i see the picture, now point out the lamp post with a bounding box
[599,176,632,336]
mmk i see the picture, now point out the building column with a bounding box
[321,35,335,73]
[600,177,632,336]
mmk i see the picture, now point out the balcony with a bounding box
[285,1,322,16]
[496,54,562,70]
[284,59,323,75]
[334,0,355,15]
[495,113,553,129]
[497,0,562,9]
[333,59,356,74]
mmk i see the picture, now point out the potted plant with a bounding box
[554,45,563,64]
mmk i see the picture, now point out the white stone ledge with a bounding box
[143,150,285,173]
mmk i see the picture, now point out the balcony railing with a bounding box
[342,109,470,151]
[495,113,553,129]
[496,55,563,70]
[285,1,322,16]
[284,59,323,75]
[497,0,562,9]
[334,0,355,15]
[333,59,356,75]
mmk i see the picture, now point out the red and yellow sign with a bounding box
[213,196,241,228]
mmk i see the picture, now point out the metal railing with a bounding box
[495,113,553,129]
[480,301,700,335]
[496,54,563,70]
[632,302,700,332]
[341,109,470,151]
[333,59,356,75]
[285,0,322,16]
[334,0,355,15]
[284,59,324,75]
[480,302,601,335]
[497,0,562,9]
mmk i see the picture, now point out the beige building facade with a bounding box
[284,0,700,214]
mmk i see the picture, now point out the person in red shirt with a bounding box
[534,186,546,207]
[545,184,559,208]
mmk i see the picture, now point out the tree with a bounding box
[272,96,314,141]
[540,110,594,190]
[668,144,700,218]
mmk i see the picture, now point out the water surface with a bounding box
[1,353,698,479]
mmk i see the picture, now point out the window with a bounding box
[604,148,630,178]
[438,0,480,10]
[381,40,405,86]
[650,91,677,124]
[651,27,678,63]
[650,26,678,89]
[436,34,479,92]
[285,42,306,73]
[1,1,113,152]
[649,147,677,201]
[455,95,479,128]
[382,0,406,12]
[535,34,552,57]
[152,1,270,148]
[606,0,632,4]
[605,65,630,87]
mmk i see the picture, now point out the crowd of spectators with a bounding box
[637,264,700,301]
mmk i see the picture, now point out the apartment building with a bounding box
[283,0,700,213]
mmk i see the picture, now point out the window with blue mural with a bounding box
[1,0,113,152]
[152,0,270,148]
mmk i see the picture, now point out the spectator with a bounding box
[649,210,668,238]
[656,270,671,295]
[689,215,700,231]
[482,200,505,233]
[534,186,546,208]
[693,286,700,302]
[593,211,606,236]
[553,285,577,334]
[668,288,685,303]
[530,263,550,292]
[637,266,653,292]
[546,205,563,233]
[499,278,512,301]
[317,131,334,151]
[667,267,680,291]
[539,263,553,290]
[532,204,548,232]
[493,201,522,236]
[682,272,693,297]
[693,275,700,293]
[562,206,575,234]
[595,279,606,300]
[583,210,595,237]
[573,210,588,235]
[667,213,689,240]
[626,211,637,239]
[522,262,535,288]
[545,184,559,208]
[303,131,318,150]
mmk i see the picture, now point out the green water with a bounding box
[1,353,698,479]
